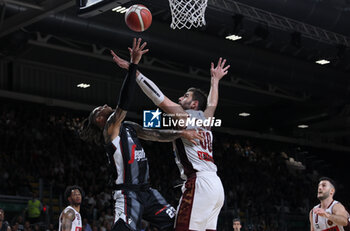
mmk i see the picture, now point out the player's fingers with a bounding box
[140,42,147,50]
[132,38,136,49]
[197,136,204,144]
[217,57,222,67]
[221,59,226,68]
[128,47,132,54]
[190,139,198,145]
[196,132,204,142]
[211,62,214,70]
[136,38,142,49]
[223,65,230,71]
[141,49,149,54]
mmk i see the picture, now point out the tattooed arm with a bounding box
[61,209,75,231]
[124,121,203,145]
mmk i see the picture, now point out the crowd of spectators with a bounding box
[0,100,344,231]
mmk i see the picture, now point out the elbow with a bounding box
[340,220,349,226]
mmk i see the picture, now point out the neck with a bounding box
[320,196,333,209]
[70,204,80,213]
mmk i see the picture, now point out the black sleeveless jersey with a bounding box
[105,122,149,186]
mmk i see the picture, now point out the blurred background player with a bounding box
[111,44,229,231]
[0,209,11,231]
[310,177,348,231]
[80,38,203,231]
[59,185,83,231]
[232,218,242,231]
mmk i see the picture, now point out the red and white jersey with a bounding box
[173,110,217,180]
[312,200,344,231]
[59,206,82,231]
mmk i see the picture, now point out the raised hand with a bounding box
[110,50,130,70]
[210,57,230,81]
[313,208,329,218]
[182,130,205,145]
[128,38,149,64]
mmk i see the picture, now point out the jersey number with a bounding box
[75,227,82,231]
[199,131,212,152]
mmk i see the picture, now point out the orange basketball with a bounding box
[125,4,152,32]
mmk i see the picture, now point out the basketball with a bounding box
[125,4,152,32]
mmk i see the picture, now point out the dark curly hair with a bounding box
[64,185,84,203]
[79,109,103,145]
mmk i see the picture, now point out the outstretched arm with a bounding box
[124,121,203,145]
[105,38,148,143]
[61,209,75,231]
[111,51,189,123]
[204,57,230,118]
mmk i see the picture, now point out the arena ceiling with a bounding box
[0,0,350,151]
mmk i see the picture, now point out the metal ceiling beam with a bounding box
[0,0,75,38]
[27,34,307,102]
[208,0,350,46]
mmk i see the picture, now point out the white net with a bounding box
[168,0,208,29]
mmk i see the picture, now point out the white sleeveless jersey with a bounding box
[312,200,344,231]
[59,206,82,231]
[173,110,217,180]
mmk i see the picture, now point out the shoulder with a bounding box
[62,208,75,220]
[333,201,346,212]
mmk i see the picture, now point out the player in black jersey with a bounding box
[80,38,203,231]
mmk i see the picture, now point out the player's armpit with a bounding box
[61,209,75,231]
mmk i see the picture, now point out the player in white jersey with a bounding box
[111,47,229,230]
[310,177,348,231]
[59,185,83,231]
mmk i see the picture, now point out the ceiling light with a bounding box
[239,112,250,117]
[315,59,330,65]
[298,124,309,128]
[120,8,128,13]
[112,6,122,11]
[226,35,242,41]
[112,6,128,13]
[77,83,90,88]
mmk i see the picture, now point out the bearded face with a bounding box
[317,189,330,201]
[317,180,334,201]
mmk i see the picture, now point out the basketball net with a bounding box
[168,0,208,29]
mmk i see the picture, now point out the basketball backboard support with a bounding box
[77,0,131,18]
